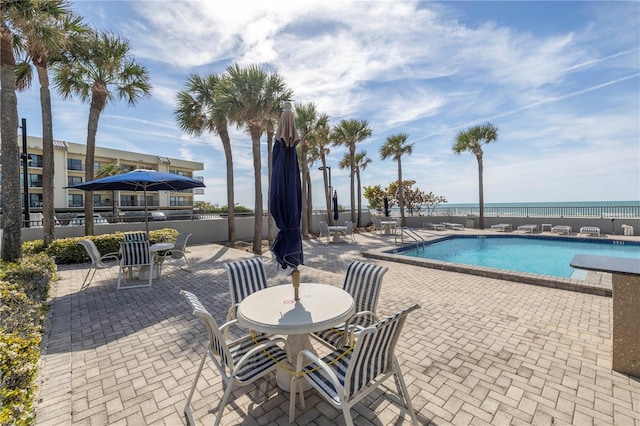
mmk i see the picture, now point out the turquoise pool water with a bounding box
[398,236,640,278]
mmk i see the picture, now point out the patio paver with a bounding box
[34,231,640,425]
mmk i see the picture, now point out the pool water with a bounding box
[399,236,640,278]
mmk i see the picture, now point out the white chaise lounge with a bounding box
[490,223,512,232]
[442,222,464,231]
[580,226,600,237]
[517,224,538,233]
[551,225,572,235]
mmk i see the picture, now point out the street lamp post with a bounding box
[318,166,332,223]
[20,118,30,228]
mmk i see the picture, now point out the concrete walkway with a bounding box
[35,231,640,425]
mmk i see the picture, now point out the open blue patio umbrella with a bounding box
[270,102,304,299]
[332,190,339,221]
[66,169,205,234]
[383,195,390,217]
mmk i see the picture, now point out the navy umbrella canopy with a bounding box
[383,195,390,217]
[270,102,304,299]
[332,191,339,221]
[66,169,205,234]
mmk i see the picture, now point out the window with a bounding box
[170,196,187,206]
[120,195,135,207]
[121,164,136,172]
[28,174,42,188]
[170,170,187,176]
[68,194,83,207]
[29,154,43,168]
[67,158,83,171]
[29,193,43,207]
[68,176,83,186]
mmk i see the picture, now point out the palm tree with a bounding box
[295,102,320,237]
[15,1,86,245]
[339,150,371,227]
[53,29,151,236]
[216,64,292,254]
[308,113,332,223]
[380,132,414,226]
[453,122,499,229]
[330,119,372,226]
[0,0,28,261]
[95,163,121,218]
[175,73,236,245]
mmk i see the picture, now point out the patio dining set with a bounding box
[182,257,421,426]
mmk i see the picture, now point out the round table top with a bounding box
[149,242,174,252]
[237,283,355,335]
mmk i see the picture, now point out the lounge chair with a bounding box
[551,226,572,235]
[517,224,538,233]
[423,222,445,231]
[442,222,464,231]
[580,226,600,237]
[490,223,512,232]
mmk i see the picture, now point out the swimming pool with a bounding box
[399,236,639,278]
[363,235,640,296]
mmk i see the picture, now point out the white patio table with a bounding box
[327,225,348,242]
[381,220,397,235]
[237,283,355,391]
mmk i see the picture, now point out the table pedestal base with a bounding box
[276,334,315,392]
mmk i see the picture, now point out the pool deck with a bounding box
[35,229,640,425]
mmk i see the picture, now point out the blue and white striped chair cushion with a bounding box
[230,336,288,381]
[225,258,268,305]
[124,231,148,242]
[343,261,386,315]
[120,241,151,265]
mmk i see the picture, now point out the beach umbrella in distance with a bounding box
[333,190,339,222]
[270,101,304,299]
[65,169,205,234]
[383,195,390,217]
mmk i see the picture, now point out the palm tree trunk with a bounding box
[398,159,405,227]
[320,157,332,225]
[349,146,356,224]
[84,92,104,236]
[219,126,235,244]
[37,65,55,245]
[306,173,313,232]
[299,143,309,237]
[266,129,274,242]
[0,26,22,261]
[477,155,484,229]
[356,169,362,227]
[250,126,263,254]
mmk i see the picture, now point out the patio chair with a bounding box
[159,232,192,275]
[224,257,268,324]
[517,224,538,233]
[490,223,512,232]
[344,221,356,243]
[124,231,147,242]
[318,221,330,242]
[117,240,157,290]
[551,225,572,235]
[180,290,287,426]
[290,303,422,425]
[78,239,120,290]
[371,215,383,234]
[580,226,600,237]
[312,260,388,348]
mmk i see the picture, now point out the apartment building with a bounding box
[0,135,204,213]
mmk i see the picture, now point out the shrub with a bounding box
[0,254,56,425]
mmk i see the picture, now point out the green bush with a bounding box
[0,254,56,425]
[21,228,180,265]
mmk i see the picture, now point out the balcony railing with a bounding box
[430,205,640,218]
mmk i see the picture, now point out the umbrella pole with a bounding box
[144,187,149,235]
[291,267,300,300]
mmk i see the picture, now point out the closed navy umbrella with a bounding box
[66,169,205,234]
[332,190,339,221]
[383,195,390,217]
[270,102,303,298]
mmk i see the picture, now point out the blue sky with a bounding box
[16,0,640,208]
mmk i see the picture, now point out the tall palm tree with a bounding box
[380,132,414,226]
[330,119,372,226]
[53,29,151,236]
[175,73,236,244]
[308,113,332,223]
[95,163,122,218]
[453,122,499,229]
[216,64,292,254]
[0,0,29,261]
[15,1,86,245]
[339,150,371,227]
[295,102,320,237]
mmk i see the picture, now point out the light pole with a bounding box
[20,118,30,228]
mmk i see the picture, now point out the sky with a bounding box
[15,0,640,208]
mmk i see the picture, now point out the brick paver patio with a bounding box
[34,230,640,425]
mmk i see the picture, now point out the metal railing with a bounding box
[429,205,640,218]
